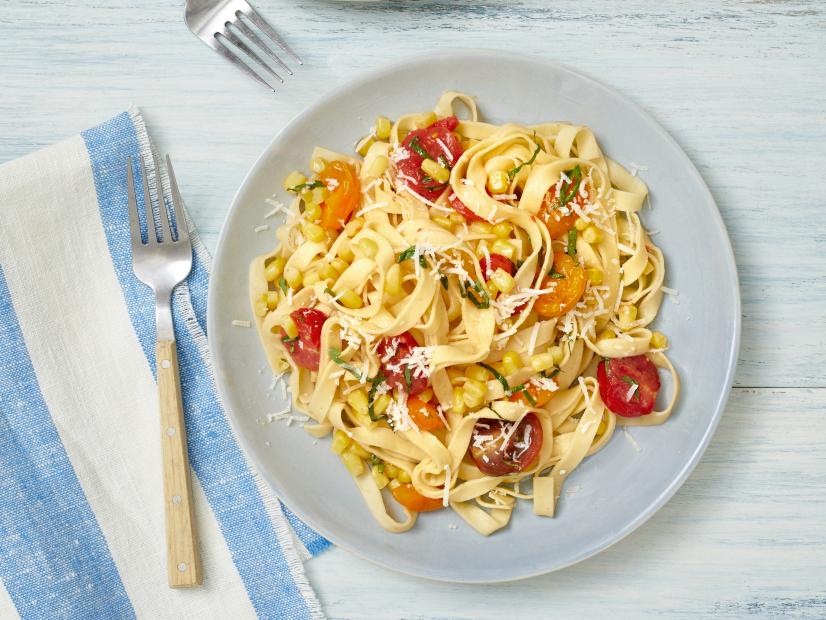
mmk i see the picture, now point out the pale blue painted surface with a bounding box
[0,1,823,617]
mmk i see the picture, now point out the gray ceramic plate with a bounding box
[207,50,740,583]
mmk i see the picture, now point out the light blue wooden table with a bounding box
[2,1,824,617]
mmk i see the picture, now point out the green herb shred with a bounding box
[479,363,510,392]
[328,347,362,380]
[278,277,289,294]
[408,136,431,160]
[567,228,577,258]
[507,136,541,179]
[288,180,324,193]
[367,374,387,421]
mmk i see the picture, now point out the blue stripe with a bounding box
[0,268,136,620]
[82,114,321,619]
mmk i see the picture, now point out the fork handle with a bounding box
[157,339,203,587]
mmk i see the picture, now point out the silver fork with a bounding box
[127,155,202,588]
[185,0,302,92]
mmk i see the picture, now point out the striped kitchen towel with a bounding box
[0,110,329,620]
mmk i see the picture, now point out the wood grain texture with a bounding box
[157,340,202,588]
[0,0,823,616]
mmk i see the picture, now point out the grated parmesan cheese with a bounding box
[231,319,251,328]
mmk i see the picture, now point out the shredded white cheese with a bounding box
[231,319,251,328]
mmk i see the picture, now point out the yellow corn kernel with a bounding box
[421,158,450,184]
[650,331,668,349]
[486,170,510,194]
[452,387,467,415]
[418,388,434,403]
[502,351,523,376]
[574,217,590,231]
[312,186,329,204]
[384,263,402,295]
[299,189,314,204]
[619,304,638,328]
[340,451,364,477]
[485,280,498,295]
[597,328,616,342]
[357,237,379,258]
[283,171,306,191]
[586,268,604,285]
[264,257,285,281]
[446,367,464,384]
[302,201,321,222]
[302,221,326,243]
[344,218,364,236]
[310,156,327,173]
[433,216,452,230]
[314,262,336,281]
[530,352,555,372]
[338,288,363,309]
[373,394,391,416]
[374,116,392,140]
[462,379,487,410]
[492,221,513,238]
[384,463,401,479]
[597,420,607,435]
[583,225,602,244]
[347,441,370,459]
[337,240,355,262]
[413,112,437,129]
[470,221,493,235]
[491,361,508,377]
[284,266,302,289]
[330,257,349,274]
[266,290,279,311]
[490,269,516,294]
[302,269,321,287]
[278,316,299,339]
[330,430,351,455]
[396,469,412,484]
[490,239,516,260]
[465,365,489,382]
[371,465,390,489]
[346,389,369,414]
[388,478,402,491]
[356,135,375,157]
[449,212,466,224]
[548,345,564,366]
[368,155,389,177]
[254,296,268,317]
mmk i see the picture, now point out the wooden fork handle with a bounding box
[157,339,203,587]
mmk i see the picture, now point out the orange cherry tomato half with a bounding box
[318,161,361,230]
[407,397,444,431]
[536,172,589,239]
[391,483,444,512]
[509,379,557,407]
[534,252,586,318]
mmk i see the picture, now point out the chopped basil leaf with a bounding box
[397,246,428,269]
[621,375,638,387]
[408,136,431,159]
[567,228,577,258]
[288,180,324,193]
[281,334,298,345]
[509,383,536,406]
[403,366,413,390]
[466,280,490,309]
[507,137,541,179]
[278,277,289,294]
[548,270,565,279]
[369,454,384,472]
[324,287,338,300]
[440,275,448,290]
[541,368,561,379]
[328,347,362,380]
[367,374,386,421]
[559,165,583,205]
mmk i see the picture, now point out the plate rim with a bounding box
[207,48,742,583]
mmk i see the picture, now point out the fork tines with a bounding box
[127,154,189,247]
[186,0,302,92]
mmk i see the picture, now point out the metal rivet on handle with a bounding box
[161,359,171,369]
[178,562,187,572]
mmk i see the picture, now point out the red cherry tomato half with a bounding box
[376,331,428,396]
[396,116,464,202]
[469,413,543,476]
[479,253,515,280]
[596,355,661,417]
[448,192,485,222]
[282,307,327,371]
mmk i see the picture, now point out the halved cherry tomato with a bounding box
[281,307,327,371]
[448,192,485,222]
[376,331,427,395]
[537,170,588,239]
[469,413,543,476]
[534,252,586,318]
[480,253,515,280]
[407,397,444,431]
[509,379,557,408]
[318,161,361,231]
[391,483,444,512]
[597,355,661,417]
[396,116,464,202]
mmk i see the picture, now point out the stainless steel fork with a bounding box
[185,0,302,91]
[127,155,202,588]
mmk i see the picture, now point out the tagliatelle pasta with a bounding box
[249,92,680,536]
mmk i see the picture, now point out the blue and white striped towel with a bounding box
[0,110,329,620]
